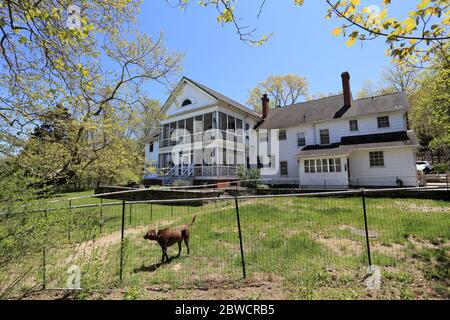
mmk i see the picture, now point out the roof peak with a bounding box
[354,91,405,101]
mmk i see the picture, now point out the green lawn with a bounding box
[2,192,449,300]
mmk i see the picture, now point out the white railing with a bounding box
[181,164,194,176]
[165,166,177,177]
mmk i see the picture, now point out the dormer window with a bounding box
[181,99,192,107]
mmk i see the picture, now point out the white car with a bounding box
[416,161,432,173]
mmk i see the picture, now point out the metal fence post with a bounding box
[361,189,372,267]
[129,203,132,225]
[234,196,246,279]
[67,200,71,241]
[150,203,153,220]
[42,209,48,290]
[119,200,126,281]
[100,197,103,234]
[171,205,174,217]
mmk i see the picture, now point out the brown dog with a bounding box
[143,215,196,263]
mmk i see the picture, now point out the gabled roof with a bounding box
[257,91,409,129]
[184,77,262,119]
[161,77,262,120]
[297,131,418,158]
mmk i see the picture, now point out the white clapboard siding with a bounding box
[349,147,417,186]
[314,111,407,145]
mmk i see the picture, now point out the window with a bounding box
[204,113,213,131]
[236,118,243,131]
[304,158,342,174]
[321,159,328,172]
[227,115,236,131]
[185,117,193,135]
[329,158,335,172]
[149,143,154,152]
[280,161,288,176]
[181,99,192,107]
[320,129,330,145]
[335,158,342,172]
[304,159,316,173]
[349,120,358,131]
[219,112,227,131]
[278,130,287,141]
[369,151,384,167]
[316,159,322,173]
[297,132,305,147]
[377,116,390,128]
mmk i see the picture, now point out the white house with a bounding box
[144,72,419,187]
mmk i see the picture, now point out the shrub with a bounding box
[431,163,449,173]
[237,165,260,188]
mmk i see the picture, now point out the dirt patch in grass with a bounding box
[339,224,379,238]
[315,236,362,257]
[63,220,178,265]
[392,201,450,213]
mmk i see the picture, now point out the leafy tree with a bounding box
[381,63,419,93]
[356,79,396,99]
[356,63,418,99]
[0,1,182,187]
[176,0,450,67]
[410,46,450,159]
[246,74,308,112]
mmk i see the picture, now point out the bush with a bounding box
[431,163,449,173]
[237,165,260,188]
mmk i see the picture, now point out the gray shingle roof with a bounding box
[257,92,409,129]
[297,131,418,158]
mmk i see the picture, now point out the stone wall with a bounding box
[94,186,224,205]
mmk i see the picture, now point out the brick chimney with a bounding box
[341,71,352,107]
[261,94,269,118]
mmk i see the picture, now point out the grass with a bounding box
[2,191,449,300]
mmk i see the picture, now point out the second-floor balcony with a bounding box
[159,129,245,149]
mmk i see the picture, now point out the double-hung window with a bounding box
[320,129,330,145]
[279,130,287,141]
[297,132,305,147]
[349,120,358,131]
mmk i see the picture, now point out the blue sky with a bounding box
[137,1,414,107]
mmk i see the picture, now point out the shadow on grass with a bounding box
[133,255,184,273]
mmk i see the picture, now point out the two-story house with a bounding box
[145,72,418,187]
